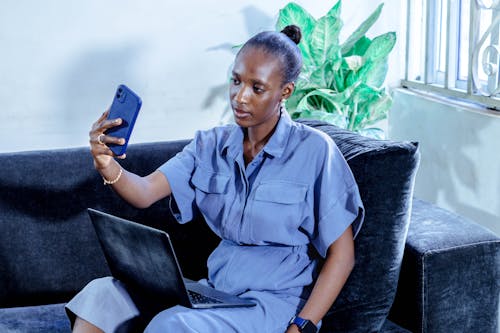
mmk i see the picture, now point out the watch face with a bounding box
[302,320,318,333]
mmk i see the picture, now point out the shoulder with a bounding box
[192,124,237,145]
[187,124,239,160]
[290,120,339,155]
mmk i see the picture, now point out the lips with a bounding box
[233,107,251,119]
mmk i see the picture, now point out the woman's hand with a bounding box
[87,109,172,208]
[89,109,126,170]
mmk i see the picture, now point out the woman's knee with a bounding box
[144,306,194,333]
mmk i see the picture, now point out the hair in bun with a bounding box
[238,26,303,84]
[280,25,302,45]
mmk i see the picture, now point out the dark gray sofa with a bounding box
[0,120,498,333]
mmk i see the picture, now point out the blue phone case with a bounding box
[105,84,142,156]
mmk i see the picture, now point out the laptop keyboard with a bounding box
[188,289,223,304]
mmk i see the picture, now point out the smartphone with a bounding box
[105,84,142,156]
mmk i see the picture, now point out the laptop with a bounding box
[87,208,256,309]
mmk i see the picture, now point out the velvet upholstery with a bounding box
[0,303,70,333]
[0,121,498,333]
[389,198,500,333]
[297,120,420,332]
[0,141,219,309]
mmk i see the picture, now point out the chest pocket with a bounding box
[191,167,230,194]
[254,181,307,204]
[191,167,230,223]
[250,181,308,243]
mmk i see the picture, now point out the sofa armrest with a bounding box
[389,198,499,333]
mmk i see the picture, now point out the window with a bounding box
[403,0,500,110]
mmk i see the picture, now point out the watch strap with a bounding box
[288,315,318,333]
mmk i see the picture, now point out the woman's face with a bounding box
[230,46,293,129]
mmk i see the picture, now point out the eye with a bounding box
[231,77,240,85]
[253,85,264,93]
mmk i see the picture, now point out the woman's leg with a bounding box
[144,290,302,333]
[65,277,142,333]
[72,317,103,333]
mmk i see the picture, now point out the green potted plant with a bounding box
[277,1,396,138]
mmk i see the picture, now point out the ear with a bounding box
[281,82,295,100]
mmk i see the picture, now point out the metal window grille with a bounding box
[402,0,500,110]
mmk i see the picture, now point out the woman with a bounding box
[67,25,364,333]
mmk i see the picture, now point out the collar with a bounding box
[221,111,293,160]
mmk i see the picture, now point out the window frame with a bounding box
[402,0,500,110]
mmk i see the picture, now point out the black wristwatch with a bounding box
[288,315,318,333]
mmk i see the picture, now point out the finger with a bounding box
[91,117,122,135]
[92,134,125,146]
[92,109,111,130]
[116,153,127,160]
[100,117,123,130]
[90,145,115,157]
[97,109,110,123]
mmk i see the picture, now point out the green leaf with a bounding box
[295,76,318,91]
[295,88,355,122]
[363,32,397,62]
[343,36,371,57]
[309,58,336,89]
[275,1,392,136]
[357,127,386,139]
[348,84,391,130]
[363,93,392,124]
[286,88,309,114]
[365,59,389,88]
[231,43,244,50]
[276,2,316,35]
[298,109,348,128]
[310,15,342,66]
[344,56,389,89]
[327,1,342,19]
[333,69,346,92]
[341,3,384,56]
[277,2,316,66]
[344,67,362,89]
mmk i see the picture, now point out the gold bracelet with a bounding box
[103,167,123,185]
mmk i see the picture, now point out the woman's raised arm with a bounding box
[89,110,172,208]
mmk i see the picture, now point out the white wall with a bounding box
[0,0,403,153]
[389,89,500,235]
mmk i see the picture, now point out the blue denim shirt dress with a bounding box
[146,111,365,332]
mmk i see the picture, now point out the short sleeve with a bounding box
[157,139,197,224]
[310,138,365,258]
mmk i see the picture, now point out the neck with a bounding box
[242,111,280,165]
[245,111,280,148]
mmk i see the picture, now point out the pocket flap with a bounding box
[191,167,230,194]
[254,181,308,204]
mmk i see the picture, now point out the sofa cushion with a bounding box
[0,303,70,333]
[380,319,412,333]
[297,120,420,333]
[389,198,500,333]
[0,140,220,308]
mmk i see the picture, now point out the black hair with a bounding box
[239,25,303,85]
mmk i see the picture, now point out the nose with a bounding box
[233,84,250,104]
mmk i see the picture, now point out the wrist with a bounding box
[97,162,123,185]
[288,316,318,333]
[93,158,112,171]
[102,167,123,185]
